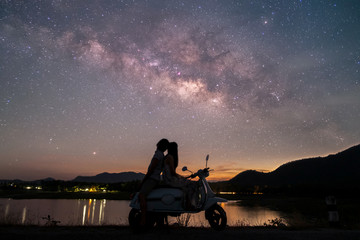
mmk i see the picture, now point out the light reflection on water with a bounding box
[0,199,283,226]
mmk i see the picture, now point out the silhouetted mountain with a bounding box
[230,144,360,187]
[40,177,56,182]
[72,172,145,183]
[0,177,57,184]
[0,179,24,184]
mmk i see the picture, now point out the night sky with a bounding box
[1,0,359,181]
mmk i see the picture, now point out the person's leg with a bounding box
[138,178,158,226]
[185,181,198,209]
[138,192,147,226]
[181,181,194,210]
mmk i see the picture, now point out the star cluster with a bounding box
[1,0,359,180]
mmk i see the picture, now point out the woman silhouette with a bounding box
[163,142,198,209]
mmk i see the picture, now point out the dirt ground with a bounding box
[1,226,360,240]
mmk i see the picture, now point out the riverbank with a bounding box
[0,190,131,200]
[1,226,360,240]
[1,191,359,229]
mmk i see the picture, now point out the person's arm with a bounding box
[143,158,159,181]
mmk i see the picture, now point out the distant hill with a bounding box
[230,144,360,187]
[72,172,145,183]
[0,177,57,184]
[40,177,56,182]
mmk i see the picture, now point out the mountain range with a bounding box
[229,144,360,187]
[71,172,145,183]
[1,144,359,186]
[0,172,144,184]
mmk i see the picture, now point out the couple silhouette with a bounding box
[138,139,197,226]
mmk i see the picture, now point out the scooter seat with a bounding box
[154,184,182,190]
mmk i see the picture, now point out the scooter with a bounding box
[128,155,228,230]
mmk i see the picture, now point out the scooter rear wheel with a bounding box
[205,204,227,231]
[128,208,141,229]
[128,208,156,230]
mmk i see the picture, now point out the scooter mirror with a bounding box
[206,154,209,161]
[182,166,188,172]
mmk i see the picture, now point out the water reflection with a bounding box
[77,199,108,225]
[21,207,26,224]
[0,199,283,226]
[224,201,282,226]
[4,203,9,219]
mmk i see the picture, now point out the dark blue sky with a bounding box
[1,0,359,180]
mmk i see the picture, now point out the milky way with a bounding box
[1,0,360,180]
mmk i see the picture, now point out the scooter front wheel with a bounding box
[205,204,227,231]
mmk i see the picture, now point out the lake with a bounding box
[0,198,285,226]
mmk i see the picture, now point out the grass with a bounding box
[175,213,192,227]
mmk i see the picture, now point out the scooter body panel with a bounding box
[204,196,228,210]
[130,188,185,212]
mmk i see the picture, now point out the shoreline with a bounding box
[1,226,360,240]
[0,190,346,200]
[0,190,132,200]
[2,193,360,230]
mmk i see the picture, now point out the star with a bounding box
[0,0,359,181]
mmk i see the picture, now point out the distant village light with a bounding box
[218,192,237,195]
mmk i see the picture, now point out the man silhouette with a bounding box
[138,138,169,226]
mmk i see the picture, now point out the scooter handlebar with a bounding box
[184,168,212,179]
